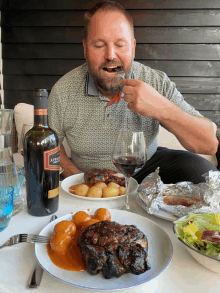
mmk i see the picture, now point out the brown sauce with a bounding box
[47,227,86,271]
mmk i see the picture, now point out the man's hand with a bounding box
[121,79,169,119]
[60,144,83,178]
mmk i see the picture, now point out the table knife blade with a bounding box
[28,214,57,289]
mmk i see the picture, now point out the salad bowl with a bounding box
[173,213,220,274]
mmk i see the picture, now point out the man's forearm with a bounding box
[60,144,82,177]
[156,103,218,155]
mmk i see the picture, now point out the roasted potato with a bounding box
[69,184,81,194]
[118,186,126,195]
[74,184,89,197]
[87,186,102,198]
[94,182,108,189]
[107,182,120,189]
[102,187,119,198]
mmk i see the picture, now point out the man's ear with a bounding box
[132,39,136,59]
[82,39,87,59]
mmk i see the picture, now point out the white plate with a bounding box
[61,173,138,201]
[136,194,177,222]
[35,209,173,291]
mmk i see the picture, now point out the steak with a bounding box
[77,221,151,279]
[84,168,125,187]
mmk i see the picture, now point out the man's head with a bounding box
[83,1,136,95]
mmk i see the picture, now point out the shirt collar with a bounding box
[85,71,135,97]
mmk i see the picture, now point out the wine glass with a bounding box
[18,123,33,155]
[112,129,147,211]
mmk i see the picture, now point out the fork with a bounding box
[0,234,50,249]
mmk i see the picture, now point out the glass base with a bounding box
[120,203,136,212]
[12,201,23,216]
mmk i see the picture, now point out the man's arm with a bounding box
[155,103,218,155]
[60,144,83,178]
[121,79,218,155]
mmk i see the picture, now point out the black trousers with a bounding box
[133,147,218,184]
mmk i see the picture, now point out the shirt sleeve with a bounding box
[48,83,65,144]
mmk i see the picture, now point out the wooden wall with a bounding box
[1,0,220,126]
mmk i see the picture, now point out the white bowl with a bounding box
[61,173,138,208]
[173,215,220,274]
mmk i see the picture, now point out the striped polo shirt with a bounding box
[48,61,202,172]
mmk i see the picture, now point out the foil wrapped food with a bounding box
[137,168,220,217]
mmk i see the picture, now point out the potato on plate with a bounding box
[87,186,103,198]
[74,184,89,197]
[102,187,119,198]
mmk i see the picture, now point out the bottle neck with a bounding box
[34,114,49,127]
[33,95,49,127]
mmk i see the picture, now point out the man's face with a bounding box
[83,11,136,94]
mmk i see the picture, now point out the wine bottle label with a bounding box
[44,146,60,171]
[34,109,48,115]
[48,187,59,199]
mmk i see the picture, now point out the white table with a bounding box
[0,182,219,293]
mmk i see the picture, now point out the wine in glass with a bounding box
[112,129,147,211]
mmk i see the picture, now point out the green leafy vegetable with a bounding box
[174,213,220,259]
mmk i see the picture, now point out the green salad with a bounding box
[174,213,220,259]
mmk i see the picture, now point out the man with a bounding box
[48,1,218,184]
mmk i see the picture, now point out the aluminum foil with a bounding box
[137,168,220,217]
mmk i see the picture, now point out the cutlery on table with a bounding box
[28,214,57,289]
[0,234,49,249]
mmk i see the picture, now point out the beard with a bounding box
[86,57,133,94]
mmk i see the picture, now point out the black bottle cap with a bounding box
[33,89,49,97]
[33,89,49,109]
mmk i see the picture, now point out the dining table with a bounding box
[1,157,220,293]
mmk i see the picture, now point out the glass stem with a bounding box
[125,176,130,208]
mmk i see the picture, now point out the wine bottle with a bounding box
[24,89,60,216]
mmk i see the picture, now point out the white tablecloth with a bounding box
[0,181,219,293]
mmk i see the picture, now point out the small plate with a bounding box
[35,209,173,290]
[136,194,177,222]
[61,173,138,201]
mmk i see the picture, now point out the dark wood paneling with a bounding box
[130,10,220,26]
[4,60,220,77]
[136,44,220,60]
[3,27,220,44]
[2,27,84,43]
[171,77,220,94]
[3,44,220,60]
[3,59,85,75]
[3,10,220,27]
[199,111,220,125]
[2,44,85,59]
[4,91,33,109]
[4,75,60,91]
[3,60,85,75]
[1,0,220,10]
[184,94,220,110]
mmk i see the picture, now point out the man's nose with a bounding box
[105,45,116,60]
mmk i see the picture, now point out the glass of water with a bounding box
[0,184,14,232]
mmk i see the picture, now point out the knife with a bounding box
[28,214,58,289]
